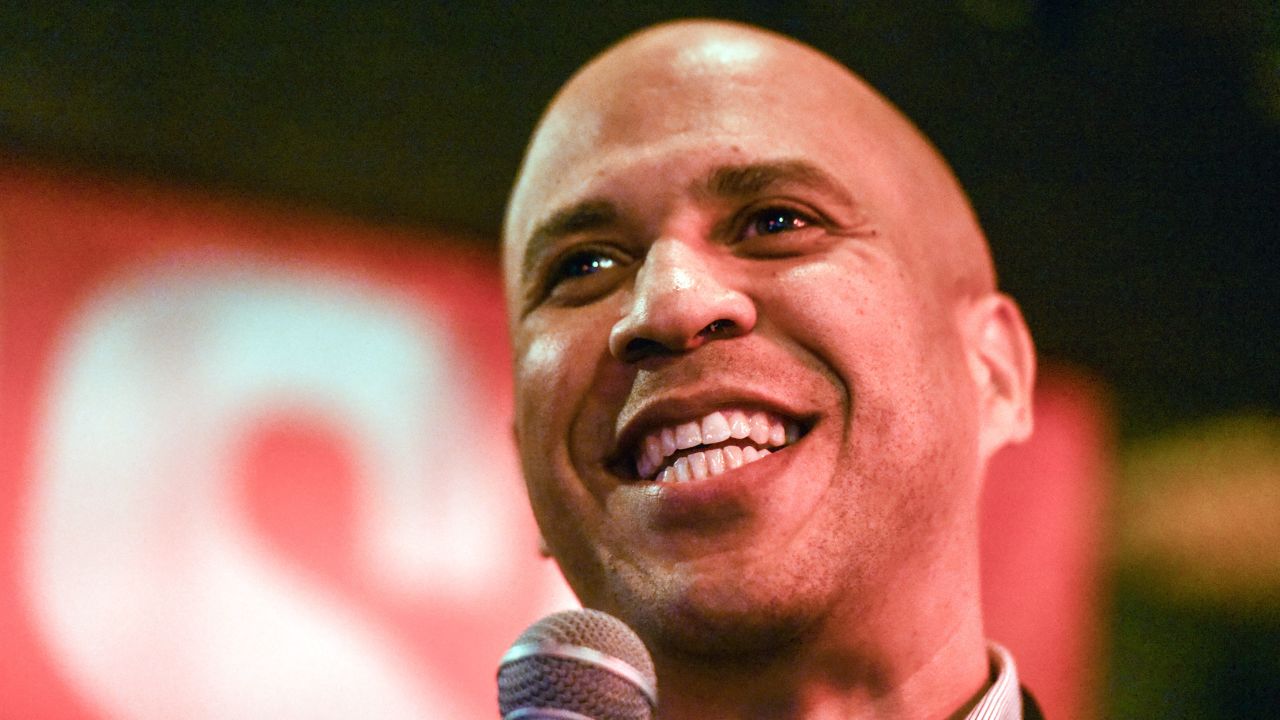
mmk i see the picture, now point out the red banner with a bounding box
[0,164,574,719]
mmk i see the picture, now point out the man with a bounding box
[502,19,1039,720]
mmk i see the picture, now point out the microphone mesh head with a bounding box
[498,609,656,720]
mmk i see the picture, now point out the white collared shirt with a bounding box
[964,643,1024,720]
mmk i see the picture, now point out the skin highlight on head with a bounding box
[503,19,1036,720]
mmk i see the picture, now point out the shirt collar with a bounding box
[963,642,1023,720]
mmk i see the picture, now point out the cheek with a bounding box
[514,332,571,424]
[513,304,623,402]
[515,331,570,388]
[771,255,979,486]
[512,326,592,493]
[512,310,632,488]
[511,322,624,604]
[512,331,590,544]
[770,254,925,389]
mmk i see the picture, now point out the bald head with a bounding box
[505,19,995,308]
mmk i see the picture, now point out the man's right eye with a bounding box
[534,247,630,308]
[554,250,617,281]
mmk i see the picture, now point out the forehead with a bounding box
[500,28,985,304]
[510,56,901,238]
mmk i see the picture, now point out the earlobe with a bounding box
[965,293,1036,461]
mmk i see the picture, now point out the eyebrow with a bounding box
[703,160,856,208]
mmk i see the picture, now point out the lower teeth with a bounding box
[652,445,774,482]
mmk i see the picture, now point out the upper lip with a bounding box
[608,388,816,476]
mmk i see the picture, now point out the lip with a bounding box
[607,389,816,481]
[617,428,809,531]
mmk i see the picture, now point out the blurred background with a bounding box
[1,2,1276,718]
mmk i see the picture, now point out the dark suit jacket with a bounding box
[1021,686,1045,719]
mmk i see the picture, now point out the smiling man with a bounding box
[502,19,1039,720]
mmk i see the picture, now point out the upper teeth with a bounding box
[634,409,799,482]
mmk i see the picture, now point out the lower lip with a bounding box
[623,442,797,528]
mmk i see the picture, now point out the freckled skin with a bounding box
[503,20,1036,720]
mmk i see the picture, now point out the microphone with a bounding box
[497,608,658,720]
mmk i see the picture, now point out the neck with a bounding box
[651,573,989,719]
[654,618,988,720]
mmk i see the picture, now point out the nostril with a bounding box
[618,318,742,363]
[623,337,669,362]
[698,319,736,338]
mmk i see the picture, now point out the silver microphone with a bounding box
[497,609,658,720]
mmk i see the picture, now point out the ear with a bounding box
[962,293,1036,462]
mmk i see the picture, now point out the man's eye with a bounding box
[745,208,812,238]
[554,251,617,281]
[532,247,629,308]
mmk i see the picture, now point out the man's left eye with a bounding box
[746,208,811,237]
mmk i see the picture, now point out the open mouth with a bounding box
[627,408,804,482]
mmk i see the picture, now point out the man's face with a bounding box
[503,33,991,655]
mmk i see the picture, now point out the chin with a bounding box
[613,564,826,663]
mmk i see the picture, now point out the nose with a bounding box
[608,238,756,362]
